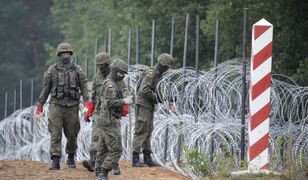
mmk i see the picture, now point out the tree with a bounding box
[0,0,62,118]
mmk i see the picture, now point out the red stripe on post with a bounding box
[249,133,269,161]
[250,103,270,131]
[253,42,272,70]
[261,163,269,169]
[254,26,271,40]
[251,72,272,100]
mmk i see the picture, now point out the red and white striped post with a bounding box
[248,18,273,172]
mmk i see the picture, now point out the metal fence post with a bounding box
[127,30,132,159]
[4,92,8,118]
[108,29,112,56]
[136,26,140,64]
[31,78,34,106]
[170,16,175,56]
[94,38,99,76]
[20,79,23,109]
[210,19,220,163]
[13,89,16,112]
[176,14,189,164]
[151,19,156,67]
[241,8,248,161]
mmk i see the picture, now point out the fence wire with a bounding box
[0,59,307,179]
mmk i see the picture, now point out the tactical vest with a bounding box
[50,63,81,100]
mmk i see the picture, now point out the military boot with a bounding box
[82,151,96,172]
[49,155,60,170]
[112,162,121,175]
[132,151,147,167]
[143,150,159,167]
[96,168,110,180]
[66,153,76,168]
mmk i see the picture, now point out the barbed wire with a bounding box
[0,59,307,179]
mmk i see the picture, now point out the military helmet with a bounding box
[56,42,73,56]
[96,52,111,65]
[158,53,174,66]
[111,59,128,74]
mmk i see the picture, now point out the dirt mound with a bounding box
[0,160,188,180]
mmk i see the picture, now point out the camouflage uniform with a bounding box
[83,52,128,175]
[89,52,111,159]
[132,53,174,167]
[90,71,107,153]
[91,72,128,154]
[95,59,132,180]
[37,43,89,170]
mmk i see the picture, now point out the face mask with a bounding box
[99,65,110,76]
[59,53,71,64]
[116,72,125,81]
[157,64,169,74]
[110,70,124,81]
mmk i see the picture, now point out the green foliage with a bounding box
[240,160,248,168]
[183,142,238,178]
[0,0,61,117]
[202,0,308,84]
[183,145,211,177]
[1,0,308,117]
[50,0,211,72]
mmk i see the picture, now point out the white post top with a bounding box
[254,18,272,26]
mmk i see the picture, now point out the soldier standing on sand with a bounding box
[82,52,125,175]
[95,59,134,180]
[132,53,174,167]
[35,42,92,170]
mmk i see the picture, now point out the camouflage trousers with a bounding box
[132,105,154,152]
[95,121,122,170]
[48,103,80,158]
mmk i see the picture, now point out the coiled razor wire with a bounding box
[0,59,307,179]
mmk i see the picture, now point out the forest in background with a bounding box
[1,0,307,118]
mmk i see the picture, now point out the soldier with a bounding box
[81,52,110,172]
[82,52,124,175]
[95,59,134,180]
[35,42,92,170]
[132,53,174,167]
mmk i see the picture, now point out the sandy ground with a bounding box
[0,160,188,180]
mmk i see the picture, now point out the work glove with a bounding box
[35,104,43,118]
[123,95,134,105]
[84,101,95,122]
[122,104,129,116]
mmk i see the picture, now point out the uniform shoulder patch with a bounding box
[47,65,55,74]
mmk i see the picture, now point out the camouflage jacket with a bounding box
[136,66,162,110]
[91,71,108,104]
[97,75,126,126]
[91,71,128,117]
[37,61,89,107]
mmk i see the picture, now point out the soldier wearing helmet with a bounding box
[35,42,91,170]
[82,52,125,175]
[95,59,134,179]
[132,53,174,167]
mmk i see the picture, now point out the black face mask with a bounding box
[117,75,125,81]
[59,54,71,64]
[99,65,110,77]
[157,64,169,74]
[111,70,125,81]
